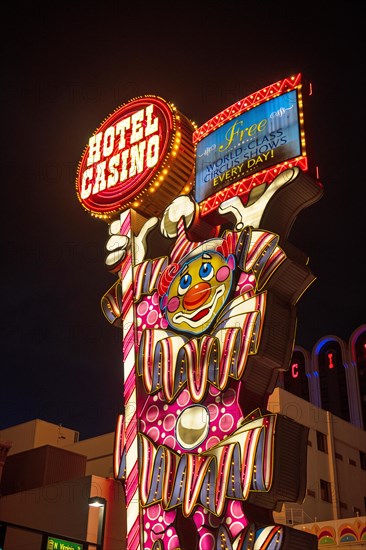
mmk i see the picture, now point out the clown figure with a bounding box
[103,169,321,550]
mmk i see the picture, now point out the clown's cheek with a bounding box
[167,296,180,313]
[216,266,230,282]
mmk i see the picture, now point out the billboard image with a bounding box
[195,89,302,203]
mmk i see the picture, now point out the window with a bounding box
[349,458,357,467]
[353,506,361,516]
[335,452,343,460]
[320,479,332,503]
[340,501,348,510]
[360,451,366,471]
[307,489,316,498]
[317,431,328,453]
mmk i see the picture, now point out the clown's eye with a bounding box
[178,273,192,295]
[199,262,214,281]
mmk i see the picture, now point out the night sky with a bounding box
[1,3,364,440]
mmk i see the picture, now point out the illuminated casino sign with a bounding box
[76,96,196,219]
[194,74,307,217]
[77,76,322,549]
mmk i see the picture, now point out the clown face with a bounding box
[162,251,235,334]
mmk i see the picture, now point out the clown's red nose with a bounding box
[183,282,211,310]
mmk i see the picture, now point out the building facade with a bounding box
[279,324,366,430]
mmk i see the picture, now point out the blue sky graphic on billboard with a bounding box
[195,89,302,203]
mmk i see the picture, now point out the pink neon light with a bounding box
[291,363,299,378]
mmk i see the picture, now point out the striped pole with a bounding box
[119,209,141,550]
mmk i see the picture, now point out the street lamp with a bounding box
[88,496,107,550]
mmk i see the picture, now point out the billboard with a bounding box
[195,89,302,202]
[193,73,307,219]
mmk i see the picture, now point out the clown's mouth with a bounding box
[172,285,225,329]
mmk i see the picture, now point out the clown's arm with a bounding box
[101,213,167,327]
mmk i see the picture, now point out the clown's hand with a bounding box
[160,195,196,238]
[105,216,159,272]
[105,218,130,272]
[219,167,300,230]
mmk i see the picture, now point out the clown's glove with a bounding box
[105,215,159,271]
[219,167,299,230]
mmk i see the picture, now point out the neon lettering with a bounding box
[87,132,103,166]
[80,168,93,199]
[291,363,299,378]
[115,117,131,150]
[130,108,144,144]
[81,105,161,195]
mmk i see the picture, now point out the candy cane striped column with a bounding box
[119,209,141,550]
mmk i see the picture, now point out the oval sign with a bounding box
[76,95,191,219]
